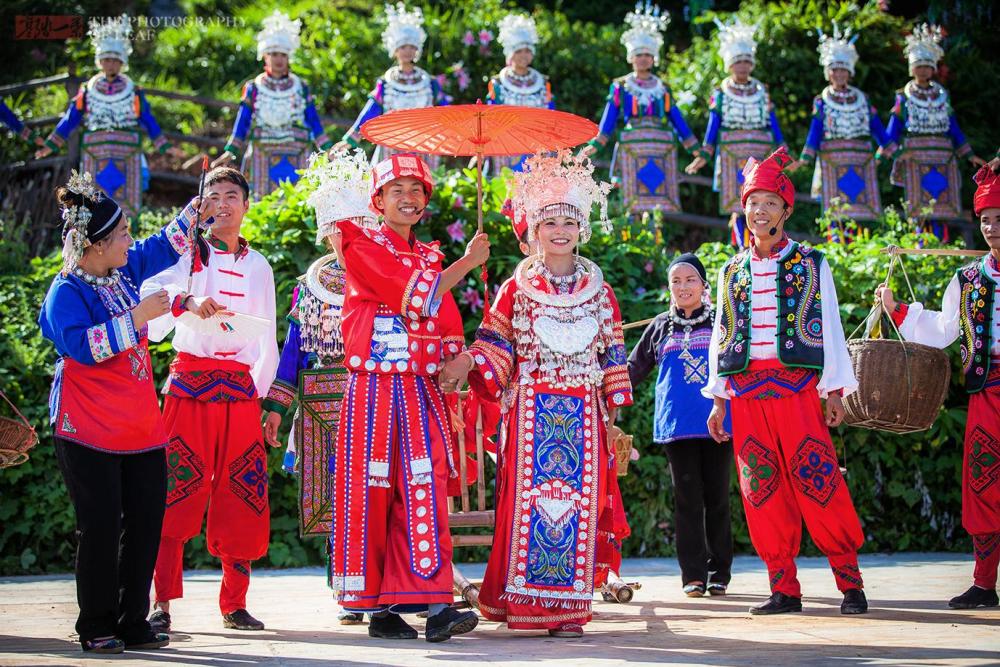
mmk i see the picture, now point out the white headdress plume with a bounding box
[497,14,539,60]
[60,170,103,274]
[257,10,302,60]
[305,149,377,244]
[621,2,670,65]
[714,17,758,68]
[511,150,612,244]
[904,23,944,73]
[817,23,860,75]
[382,3,427,61]
[89,14,132,68]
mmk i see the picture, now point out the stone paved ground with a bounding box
[1,553,998,666]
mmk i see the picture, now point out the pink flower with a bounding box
[629,447,640,461]
[452,194,465,209]
[434,73,448,89]
[644,260,654,273]
[478,30,493,45]
[461,286,484,313]
[454,68,470,91]
[462,30,476,46]
[447,220,466,243]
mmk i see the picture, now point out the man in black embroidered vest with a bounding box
[704,147,868,615]
[877,165,1000,610]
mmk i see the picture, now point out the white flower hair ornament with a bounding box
[497,14,540,60]
[511,150,613,244]
[304,149,378,244]
[60,171,104,274]
[714,17,758,69]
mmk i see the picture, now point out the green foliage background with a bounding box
[0,0,994,573]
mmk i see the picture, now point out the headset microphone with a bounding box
[768,226,777,236]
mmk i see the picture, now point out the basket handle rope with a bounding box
[847,249,916,428]
[0,390,34,431]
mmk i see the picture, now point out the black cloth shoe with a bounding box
[948,585,999,609]
[425,607,478,643]
[749,592,803,615]
[125,632,170,649]
[368,612,418,639]
[223,609,265,631]
[81,637,124,654]
[148,610,171,633]
[841,588,868,615]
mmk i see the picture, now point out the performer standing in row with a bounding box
[335,3,450,163]
[262,150,377,626]
[441,151,632,638]
[39,170,201,653]
[331,154,485,642]
[38,15,174,221]
[686,19,785,249]
[486,13,553,173]
[704,148,868,616]
[143,167,279,633]
[876,166,1000,610]
[878,24,985,239]
[628,253,733,598]
[582,4,699,215]
[218,11,334,198]
[791,26,888,236]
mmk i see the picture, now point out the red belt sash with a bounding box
[728,359,819,399]
[52,342,167,453]
[162,352,258,402]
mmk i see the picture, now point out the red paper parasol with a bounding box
[361,103,596,315]
[360,103,597,232]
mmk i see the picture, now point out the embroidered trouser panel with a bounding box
[153,396,269,614]
[731,381,864,597]
[965,384,1000,589]
[330,373,455,612]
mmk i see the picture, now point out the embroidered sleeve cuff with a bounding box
[957,143,973,159]
[223,141,241,157]
[315,133,333,151]
[442,337,465,357]
[153,135,169,153]
[170,293,189,317]
[800,146,817,162]
[263,380,297,417]
[607,389,633,409]
[681,135,699,152]
[87,312,139,363]
[344,134,361,149]
[163,207,194,256]
[696,145,715,160]
[467,347,507,400]
[890,302,908,328]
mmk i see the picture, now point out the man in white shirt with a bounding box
[140,167,278,632]
[704,148,868,616]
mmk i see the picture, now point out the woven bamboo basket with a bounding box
[613,432,634,477]
[843,338,951,434]
[0,391,37,469]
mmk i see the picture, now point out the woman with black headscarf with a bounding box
[627,253,734,597]
[38,170,210,653]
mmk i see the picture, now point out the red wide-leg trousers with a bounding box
[731,374,864,597]
[965,375,1000,590]
[153,396,270,614]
